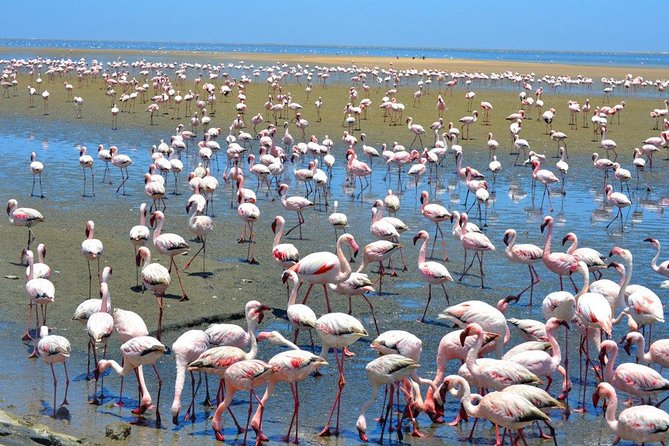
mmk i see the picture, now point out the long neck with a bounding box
[141,250,152,270]
[334,238,352,281]
[633,336,653,363]
[617,258,632,308]
[457,380,480,419]
[543,222,553,257]
[100,287,111,313]
[139,207,146,226]
[100,358,133,376]
[574,265,590,305]
[545,325,562,364]
[172,357,187,416]
[567,235,578,254]
[27,254,35,280]
[153,217,164,239]
[603,391,619,433]
[247,318,258,359]
[273,221,284,247]
[603,347,618,382]
[37,246,45,264]
[287,278,299,306]
[465,332,483,376]
[505,233,516,257]
[651,243,661,272]
[417,236,428,265]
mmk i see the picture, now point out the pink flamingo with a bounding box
[413,230,453,322]
[600,340,669,403]
[110,146,133,195]
[282,270,318,350]
[129,203,150,287]
[419,191,451,260]
[278,183,313,240]
[135,246,170,340]
[458,212,495,288]
[81,220,104,299]
[593,382,669,445]
[25,249,55,357]
[37,326,71,417]
[183,194,214,272]
[79,146,95,196]
[540,215,578,291]
[271,215,300,269]
[315,312,368,436]
[211,359,276,443]
[406,116,426,148]
[96,336,167,426]
[250,331,328,444]
[605,184,631,232]
[356,240,402,293]
[87,282,114,404]
[288,233,359,313]
[328,272,379,334]
[442,374,550,445]
[237,201,260,264]
[562,232,606,279]
[346,149,372,199]
[531,159,560,211]
[150,211,190,300]
[645,238,669,285]
[6,198,44,251]
[503,228,543,305]
[623,332,669,369]
[170,329,210,425]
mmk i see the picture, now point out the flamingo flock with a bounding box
[4,53,669,446]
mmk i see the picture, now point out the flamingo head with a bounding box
[245,300,270,324]
[413,230,428,246]
[497,295,519,312]
[644,237,659,247]
[342,233,359,258]
[459,323,484,346]
[419,190,429,205]
[561,232,576,246]
[356,414,368,442]
[598,340,617,366]
[6,198,17,215]
[281,270,298,286]
[540,215,553,233]
[546,317,570,331]
[502,229,515,247]
[85,220,94,238]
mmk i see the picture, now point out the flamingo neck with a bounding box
[139,207,146,226]
[574,266,590,305]
[456,379,480,419]
[650,243,661,273]
[334,237,352,282]
[247,318,258,359]
[100,287,111,313]
[141,250,152,270]
[461,216,470,236]
[287,278,299,307]
[417,236,428,265]
[465,331,484,376]
[566,235,578,254]
[603,346,618,382]
[633,336,652,364]
[504,234,516,257]
[273,221,284,248]
[617,257,633,309]
[153,217,164,240]
[545,324,562,364]
[603,390,619,433]
[99,358,133,376]
[26,254,35,280]
[171,357,187,416]
[543,222,554,258]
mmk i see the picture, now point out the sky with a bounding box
[1,1,665,53]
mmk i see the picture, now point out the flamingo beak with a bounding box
[504,295,520,305]
[281,272,290,285]
[643,237,654,243]
[150,215,156,227]
[172,413,180,426]
[271,220,277,233]
[623,340,632,356]
[503,233,510,246]
[592,392,600,408]
[85,227,90,237]
[459,329,471,347]
[558,320,570,330]
[561,235,569,246]
[358,428,368,442]
[413,234,420,245]
[419,194,425,205]
[540,221,548,233]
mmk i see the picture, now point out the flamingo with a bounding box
[183,194,214,272]
[413,230,453,322]
[170,329,210,425]
[86,281,114,403]
[600,340,669,402]
[79,146,95,197]
[211,359,276,443]
[623,332,669,369]
[531,159,559,211]
[97,144,112,183]
[600,126,618,161]
[406,117,425,149]
[6,199,44,252]
[237,201,260,264]
[503,228,543,305]
[328,201,349,242]
[36,326,71,417]
[356,240,402,293]
[24,249,55,356]
[645,238,669,286]
[549,130,568,158]
[504,318,571,399]
[487,132,499,159]
[458,110,478,140]
[110,146,132,195]
[604,184,631,231]
[22,243,50,280]
[81,220,104,299]
[150,211,190,300]
[555,147,569,194]
[562,232,606,279]
[250,331,328,444]
[442,374,550,445]
[355,354,426,442]
[458,212,495,288]
[95,335,167,425]
[593,382,669,445]
[419,190,451,261]
[135,246,170,340]
[315,312,368,436]
[288,233,358,313]
[278,183,314,240]
[129,203,150,287]
[383,189,401,216]
[540,215,577,291]
[271,215,300,269]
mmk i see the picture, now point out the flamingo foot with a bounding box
[411,428,424,437]
[391,271,398,277]
[115,400,125,407]
[343,347,356,357]
[179,295,189,302]
[214,429,224,441]
[89,397,101,406]
[28,350,38,359]
[253,428,269,442]
[22,332,32,341]
[318,426,336,437]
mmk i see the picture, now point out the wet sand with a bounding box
[0,47,667,445]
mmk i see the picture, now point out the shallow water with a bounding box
[1,107,668,446]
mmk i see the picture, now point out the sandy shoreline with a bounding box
[1,45,668,80]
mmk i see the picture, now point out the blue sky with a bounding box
[1,1,665,52]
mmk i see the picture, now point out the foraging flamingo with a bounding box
[271,215,300,268]
[37,326,71,417]
[503,228,543,305]
[96,336,167,425]
[6,198,44,252]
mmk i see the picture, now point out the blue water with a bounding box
[1,38,668,68]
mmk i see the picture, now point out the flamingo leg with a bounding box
[50,363,58,417]
[153,364,163,427]
[170,257,189,301]
[318,348,346,437]
[362,295,380,335]
[419,284,432,323]
[62,362,70,406]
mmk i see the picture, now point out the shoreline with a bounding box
[1,45,668,80]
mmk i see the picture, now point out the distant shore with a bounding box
[1,45,667,80]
